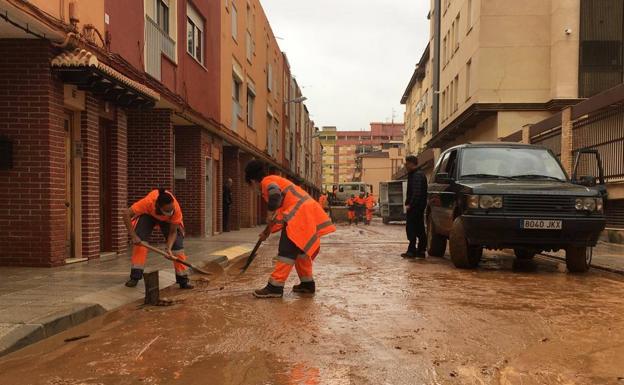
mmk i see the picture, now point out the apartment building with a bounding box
[0,0,320,266]
[402,44,432,155]
[356,147,406,195]
[319,123,404,188]
[404,0,589,158]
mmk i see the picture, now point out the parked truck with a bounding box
[379,180,408,224]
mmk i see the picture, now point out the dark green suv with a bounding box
[426,143,607,272]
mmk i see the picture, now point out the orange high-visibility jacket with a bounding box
[131,189,184,227]
[346,198,355,211]
[365,195,376,209]
[261,175,336,258]
[354,196,366,206]
[318,194,329,209]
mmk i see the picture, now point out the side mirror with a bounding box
[575,175,596,187]
[436,172,451,184]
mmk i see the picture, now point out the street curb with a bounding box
[538,253,624,275]
[0,250,251,358]
[0,303,105,358]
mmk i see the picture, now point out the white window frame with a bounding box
[186,3,204,64]
[247,86,256,129]
[231,3,238,41]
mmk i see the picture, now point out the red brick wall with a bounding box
[126,109,174,204]
[80,93,100,260]
[110,109,128,253]
[0,40,66,266]
[214,138,224,234]
[174,126,204,236]
[239,153,254,228]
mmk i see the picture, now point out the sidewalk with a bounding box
[542,241,624,274]
[0,226,262,357]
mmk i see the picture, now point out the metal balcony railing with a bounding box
[145,15,176,80]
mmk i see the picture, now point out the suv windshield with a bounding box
[460,147,567,181]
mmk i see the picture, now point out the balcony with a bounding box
[144,15,176,80]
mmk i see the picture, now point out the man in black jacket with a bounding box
[403,156,428,258]
[223,178,233,232]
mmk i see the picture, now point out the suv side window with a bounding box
[436,152,450,177]
[446,150,458,179]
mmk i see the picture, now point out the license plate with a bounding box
[522,219,562,230]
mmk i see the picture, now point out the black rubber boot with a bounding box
[293,281,316,294]
[126,268,144,287]
[253,283,284,298]
[176,275,194,289]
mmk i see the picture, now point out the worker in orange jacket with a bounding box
[365,193,376,225]
[245,160,336,298]
[346,194,356,225]
[354,193,366,225]
[318,192,329,212]
[122,188,193,289]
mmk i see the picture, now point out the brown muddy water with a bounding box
[1,223,623,385]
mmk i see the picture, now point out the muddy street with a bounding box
[1,223,623,385]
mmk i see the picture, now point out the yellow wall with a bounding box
[220,0,283,157]
[28,0,105,35]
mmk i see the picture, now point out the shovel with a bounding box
[141,241,224,276]
[240,225,271,274]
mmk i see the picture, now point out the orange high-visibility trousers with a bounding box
[366,209,373,222]
[347,210,355,220]
[130,215,189,281]
[269,254,315,287]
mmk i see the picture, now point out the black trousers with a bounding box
[406,207,427,253]
[223,206,230,232]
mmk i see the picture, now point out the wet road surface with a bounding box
[1,222,624,385]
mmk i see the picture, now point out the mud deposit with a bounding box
[1,223,623,385]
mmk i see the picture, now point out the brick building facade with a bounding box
[0,0,321,267]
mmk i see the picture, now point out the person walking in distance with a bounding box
[402,156,428,258]
[122,188,194,289]
[244,160,336,298]
[223,178,233,232]
[354,192,366,225]
[346,194,356,225]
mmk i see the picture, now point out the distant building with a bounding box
[319,123,404,188]
[355,147,406,195]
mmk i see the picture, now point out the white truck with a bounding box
[379,180,408,224]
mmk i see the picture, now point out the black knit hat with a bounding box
[244,159,267,184]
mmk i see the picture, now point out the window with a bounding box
[442,36,448,65]
[186,4,204,64]
[156,0,169,34]
[441,90,446,120]
[450,20,455,56]
[246,31,253,62]
[232,75,242,130]
[231,3,238,40]
[453,75,459,112]
[454,14,460,51]
[467,0,473,33]
[465,59,472,100]
[247,87,255,128]
[267,62,273,92]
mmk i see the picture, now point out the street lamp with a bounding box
[284,96,307,104]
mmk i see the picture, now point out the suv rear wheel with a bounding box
[449,217,482,269]
[514,249,535,260]
[427,215,447,257]
[566,246,592,273]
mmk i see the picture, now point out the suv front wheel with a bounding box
[427,215,447,257]
[566,246,592,273]
[449,217,482,269]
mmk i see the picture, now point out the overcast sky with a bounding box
[261,0,430,131]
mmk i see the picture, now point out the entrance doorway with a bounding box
[205,158,213,236]
[99,119,112,251]
[63,112,75,259]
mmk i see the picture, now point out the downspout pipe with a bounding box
[431,0,441,136]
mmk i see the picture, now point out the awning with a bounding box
[51,49,160,108]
